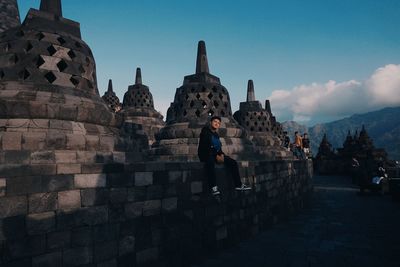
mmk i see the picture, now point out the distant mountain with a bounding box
[281,107,400,160]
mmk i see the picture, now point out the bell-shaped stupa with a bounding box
[121,67,165,145]
[102,79,121,112]
[153,41,255,161]
[0,0,20,33]
[233,80,290,158]
[0,0,147,166]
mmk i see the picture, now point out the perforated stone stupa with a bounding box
[0,0,20,33]
[153,41,255,160]
[102,79,121,112]
[233,80,290,158]
[0,0,147,165]
[121,67,164,145]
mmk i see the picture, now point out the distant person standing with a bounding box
[302,133,310,158]
[294,131,303,159]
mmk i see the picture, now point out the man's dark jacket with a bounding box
[197,126,223,162]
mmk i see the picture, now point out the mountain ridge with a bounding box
[281,106,400,160]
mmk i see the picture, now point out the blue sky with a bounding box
[18,0,400,125]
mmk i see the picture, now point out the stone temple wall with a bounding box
[0,159,313,267]
[0,0,20,33]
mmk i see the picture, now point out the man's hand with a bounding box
[216,154,224,164]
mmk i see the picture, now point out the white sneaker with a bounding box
[211,186,220,195]
[235,184,251,191]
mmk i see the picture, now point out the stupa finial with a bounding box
[107,79,113,92]
[40,0,62,17]
[246,80,255,102]
[135,68,142,85]
[196,40,209,74]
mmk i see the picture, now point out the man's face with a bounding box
[210,119,221,130]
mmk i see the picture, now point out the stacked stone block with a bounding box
[0,159,313,267]
[0,0,20,33]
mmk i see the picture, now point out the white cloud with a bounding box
[268,64,400,124]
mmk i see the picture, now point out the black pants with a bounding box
[204,155,242,188]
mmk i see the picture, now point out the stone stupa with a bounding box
[152,41,255,161]
[121,67,165,145]
[102,79,122,112]
[233,80,290,159]
[0,0,147,166]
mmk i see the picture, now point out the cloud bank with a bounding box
[268,64,400,124]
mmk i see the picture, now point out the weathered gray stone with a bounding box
[74,173,106,188]
[143,200,161,216]
[57,163,81,174]
[29,192,58,213]
[58,190,81,210]
[0,196,27,218]
[136,247,159,264]
[55,151,77,163]
[134,172,153,186]
[119,235,135,256]
[125,202,143,218]
[162,197,178,212]
[191,181,203,194]
[81,188,109,206]
[47,230,71,250]
[2,132,22,150]
[63,247,92,267]
[32,251,62,267]
[26,211,55,234]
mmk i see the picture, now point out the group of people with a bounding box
[282,131,311,159]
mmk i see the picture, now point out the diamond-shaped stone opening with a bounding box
[87,80,93,89]
[75,41,82,48]
[36,56,45,68]
[25,42,33,52]
[201,86,207,92]
[250,127,254,132]
[195,109,201,117]
[219,93,223,100]
[185,94,189,100]
[202,101,207,109]
[183,110,187,116]
[246,121,249,126]
[37,32,45,40]
[57,60,68,72]
[196,93,201,99]
[189,101,194,108]
[212,86,217,93]
[44,71,56,83]
[207,93,213,99]
[224,102,228,108]
[70,76,79,86]
[57,37,66,45]
[68,50,76,59]
[47,45,57,56]
[221,110,226,116]
[213,101,219,108]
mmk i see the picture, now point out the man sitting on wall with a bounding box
[198,116,251,195]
